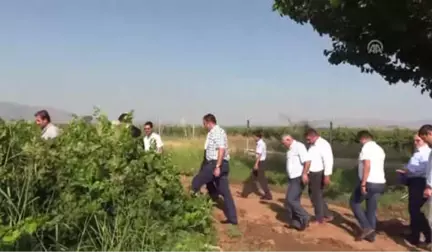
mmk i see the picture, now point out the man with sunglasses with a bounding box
[143,121,164,153]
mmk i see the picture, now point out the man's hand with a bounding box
[361,185,367,195]
[323,176,331,186]
[301,173,309,185]
[253,164,259,170]
[214,167,221,177]
[424,187,432,198]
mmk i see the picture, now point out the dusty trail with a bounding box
[210,183,426,251]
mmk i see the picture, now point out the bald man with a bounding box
[282,134,311,231]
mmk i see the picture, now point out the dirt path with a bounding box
[211,183,427,251]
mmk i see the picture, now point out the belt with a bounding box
[206,159,228,163]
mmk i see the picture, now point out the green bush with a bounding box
[0,111,213,251]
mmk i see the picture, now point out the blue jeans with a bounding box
[350,182,385,230]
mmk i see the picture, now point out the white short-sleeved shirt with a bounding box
[308,137,334,176]
[143,132,164,151]
[41,123,60,140]
[256,139,267,161]
[286,140,310,179]
[205,125,229,161]
[358,141,386,184]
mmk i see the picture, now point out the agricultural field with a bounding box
[156,124,416,161]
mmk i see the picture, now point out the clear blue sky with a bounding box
[0,0,430,125]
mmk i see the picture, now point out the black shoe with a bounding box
[297,220,310,231]
[403,235,420,246]
[355,228,375,241]
[260,195,272,200]
[220,219,238,225]
[364,232,376,243]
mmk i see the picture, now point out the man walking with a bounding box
[191,113,237,225]
[304,128,334,224]
[397,134,431,246]
[240,130,272,200]
[34,110,60,140]
[350,130,386,242]
[143,121,164,153]
[282,134,311,231]
[418,124,432,250]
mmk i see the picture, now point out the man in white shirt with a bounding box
[34,110,60,140]
[350,130,386,242]
[143,121,163,153]
[282,134,311,231]
[418,124,432,250]
[240,130,272,200]
[397,134,431,246]
[304,128,334,225]
[191,113,237,225]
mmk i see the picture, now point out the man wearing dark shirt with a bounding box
[118,113,141,138]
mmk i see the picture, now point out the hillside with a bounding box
[0,102,74,123]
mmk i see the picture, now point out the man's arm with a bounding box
[254,142,263,169]
[426,153,432,189]
[361,160,371,186]
[299,144,311,175]
[405,153,422,175]
[322,142,334,176]
[359,147,371,185]
[155,135,164,153]
[214,131,226,168]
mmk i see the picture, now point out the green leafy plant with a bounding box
[0,109,213,251]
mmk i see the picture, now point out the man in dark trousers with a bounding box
[397,134,431,247]
[282,134,311,231]
[240,130,272,200]
[304,128,334,225]
[191,113,238,225]
[199,149,219,202]
[417,124,432,250]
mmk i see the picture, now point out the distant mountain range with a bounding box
[0,101,429,128]
[0,101,75,123]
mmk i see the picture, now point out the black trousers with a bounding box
[241,161,272,197]
[191,160,238,224]
[308,171,332,221]
[407,177,431,243]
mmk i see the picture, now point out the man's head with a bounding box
[418,124,432,146]
[281,134,294,148]
[144,121,153,136]
[357,130,373,145]
[304,128,319,145]
[202,113,217,131]
[118,113,130,124]
[413,134,426,150]
[34,110,51,129]
[253,130,263,142]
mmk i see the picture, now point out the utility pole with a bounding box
[246,119,250,153]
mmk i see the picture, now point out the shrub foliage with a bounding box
[0,110,213,251]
